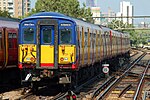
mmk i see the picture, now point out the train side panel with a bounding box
[0,28,3,68]
[0,27,18,69]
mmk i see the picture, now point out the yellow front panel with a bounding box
[40,45,54,64]
[19,44,36,64]
[18,45,22,63]
[58,45,76,64]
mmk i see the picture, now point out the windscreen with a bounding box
[23,28,34,43]
[60,29,72,44]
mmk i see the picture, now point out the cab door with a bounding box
[40,26,55,68]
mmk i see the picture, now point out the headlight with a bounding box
[64,57,68,61]
[26,57,30,61]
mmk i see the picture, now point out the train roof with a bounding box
[31,12,68,18]
[21,12,73,22]
[21,12,100,30]
[21,12,129,37]
[0,17,19,28]
[0,17,20,22]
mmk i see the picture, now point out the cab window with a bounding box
[60,29,72,44]
[23,28,34,43]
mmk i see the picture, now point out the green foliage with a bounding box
[0,10,11,18]
[108,19,149,46]
[25,0,93,23]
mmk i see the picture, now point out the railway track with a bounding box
[0,50,146,100]
[17,49,143,100]
[88,52,149,100]
[65,50,144,99]
[72,51,146,100]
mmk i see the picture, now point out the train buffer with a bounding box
[66,90,77,100]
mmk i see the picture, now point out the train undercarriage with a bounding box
[21,51,130,92]
[0,67,21,93]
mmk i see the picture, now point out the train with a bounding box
[18,12,130,89]
[0,17,20,86]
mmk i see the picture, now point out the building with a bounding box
[0,0,14,16]
[100,8,116,26]
[30,0,37,9]
[14,0,22,17]
[91,7,100,25]
[0,0,36,18]
[107,7,116,23]
[117,1,133,24]
[14,0,31,18]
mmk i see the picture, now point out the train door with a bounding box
[103,33,107,59]
[37,19,58,69]
[7,28,18,65]
[40,26,55,67]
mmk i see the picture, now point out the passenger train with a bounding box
[18,12,130,89]
[0,17,20,86]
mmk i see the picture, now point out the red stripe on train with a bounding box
[40,63,54,67]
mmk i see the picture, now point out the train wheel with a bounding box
[71,71,78,89]
[31,82,38,93]
[60,84,70,92]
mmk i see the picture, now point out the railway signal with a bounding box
[102,64,109,78]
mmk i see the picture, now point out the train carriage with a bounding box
[0,17,19,69]
[18,12,130,89]
[0,17,20,85]
[100,26,111,60]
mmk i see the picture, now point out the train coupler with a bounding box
[66,90,77,100]
[22,73,32,83]
[59,74,71,84]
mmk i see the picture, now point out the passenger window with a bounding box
[42,28,52,44]
[8,33,13,48]
[80,31,82,48]
[84,32,88,47]
[90,33,92,48]
[13,33,17,48]
[13,33,17,38]
[8,33,13,38]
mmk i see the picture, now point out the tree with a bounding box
[108,20,137,45]
[108,20,150,46]
[26,0,93,23]
[0,10,11,18]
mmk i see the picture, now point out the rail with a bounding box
[118,84,132,98]
[97,52,147,100]
[133,60,150,100]
[91,76,116,98]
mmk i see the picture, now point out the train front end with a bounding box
[18,12,78,86]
